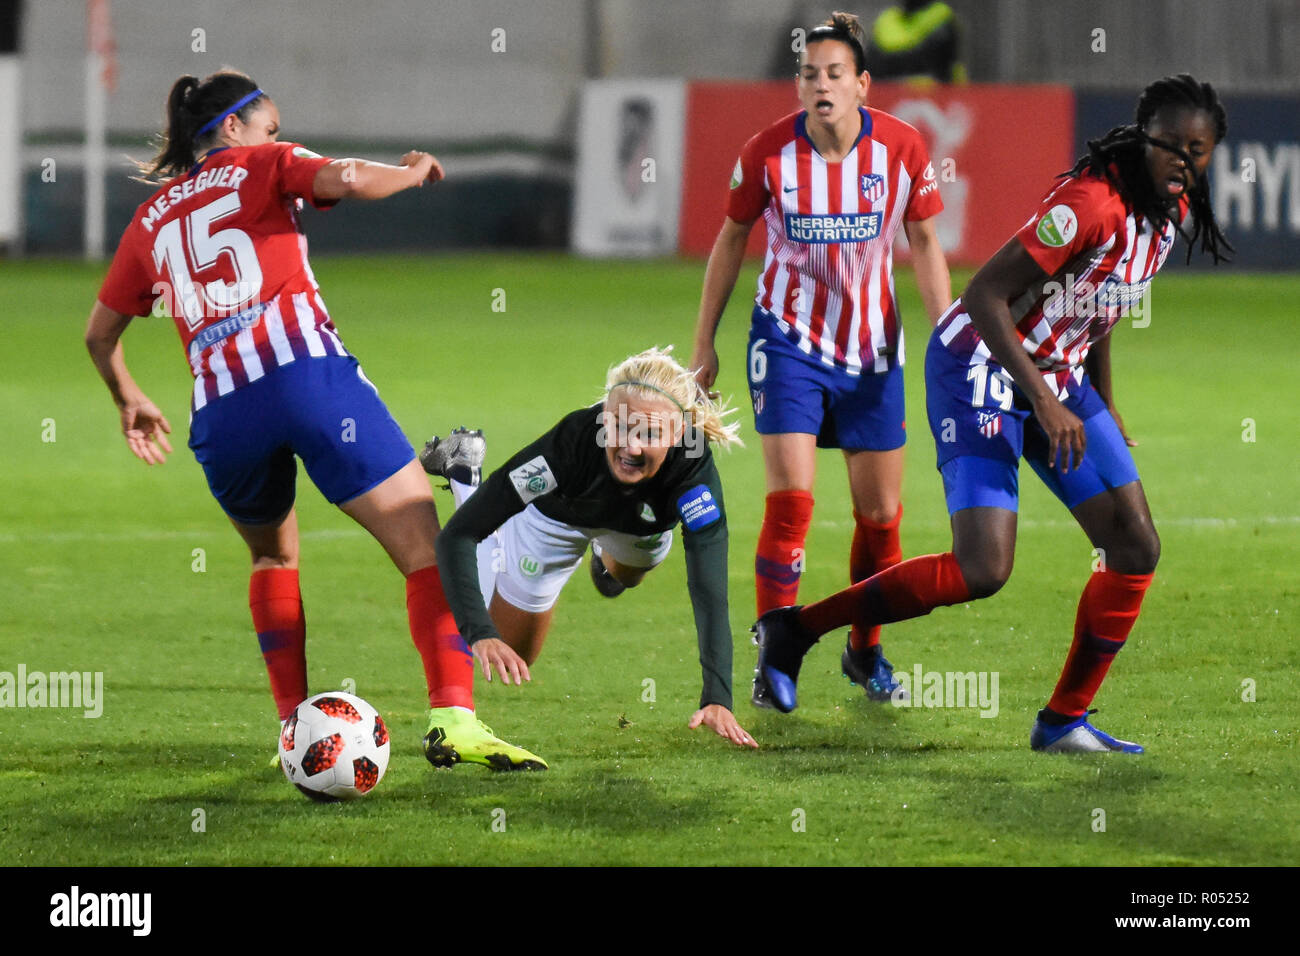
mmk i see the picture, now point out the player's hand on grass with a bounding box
[689,704,758,749]
[472,637,530,686]
[690,344,720,400]
[1032,396,1086,472]
[120,398,172,465]
[400,150,444,186]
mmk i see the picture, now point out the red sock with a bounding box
[1047,570,1153,718]
[755,490,814,616]
[799,552,970,639]
[250,568,308,721]
[406,565,474,711]
[848,506,903,650]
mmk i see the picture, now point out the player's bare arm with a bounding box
[84,301,173,465]
[903,216,952,326]
[312,150,444,201]
[690,215,755,394]
[963,239,1086,471]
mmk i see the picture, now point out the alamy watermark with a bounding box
[890,664,999,718]
[0,666,103,718]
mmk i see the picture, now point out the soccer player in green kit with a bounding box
[423,347,758,764]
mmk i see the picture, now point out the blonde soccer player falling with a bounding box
[422,347,759,758]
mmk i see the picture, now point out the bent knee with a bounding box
[955,553,1013,600]
[1120,529,1160,575]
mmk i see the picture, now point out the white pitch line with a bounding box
[2,516,1297,545]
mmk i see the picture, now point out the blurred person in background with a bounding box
[866,0,967,85]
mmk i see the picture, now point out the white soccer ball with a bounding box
[279,691,390,801]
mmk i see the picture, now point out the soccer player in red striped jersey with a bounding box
[691,11,952,707]
[751,75,1232,753]
[85,69,545,773]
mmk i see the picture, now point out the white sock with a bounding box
[450,477,476,508]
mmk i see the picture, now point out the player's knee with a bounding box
[956,552,1013,600]
[1127,527,1160,575]
[610,564,649,589]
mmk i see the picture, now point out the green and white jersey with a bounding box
[436,404,734,709]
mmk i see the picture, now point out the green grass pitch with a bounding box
[1,254,1295,865]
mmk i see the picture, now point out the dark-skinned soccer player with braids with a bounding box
[752,74,1232,753]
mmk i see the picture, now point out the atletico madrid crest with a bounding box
[861,173,886,203]
[977,409,1002,438]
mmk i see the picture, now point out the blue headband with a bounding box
[193,88,265,141]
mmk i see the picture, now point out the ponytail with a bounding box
[137,69,264,182]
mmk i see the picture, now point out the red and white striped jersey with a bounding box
[936,169,1187,400]
[98,142,346,410]
[727,107,943,375]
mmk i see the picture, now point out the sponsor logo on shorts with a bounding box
[860,173,886,203]
[518,555,542,577]
[784,212,882,243]
[508,455,557,504]
[677,485,721,532]
[1035,204,1077,247]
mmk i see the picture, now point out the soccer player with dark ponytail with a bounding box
[692,11,952,709]
[752,74,1231,754]
[86,70,547,774]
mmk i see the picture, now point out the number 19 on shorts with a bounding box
[967,364,1014,411]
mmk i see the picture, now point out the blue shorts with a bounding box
[188,355,415,524]
[746,307,905,451]
[924,330,1140,514]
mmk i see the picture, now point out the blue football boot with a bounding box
[751,607,811,713]
[841,637,909,702]
[1030,709,1144,754]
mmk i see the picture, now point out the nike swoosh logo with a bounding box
[783,184,807,193]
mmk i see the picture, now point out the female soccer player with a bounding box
[752,75,1232,753]
[85,70,543,772]
[691,11,952,706]
[425,347,759,752]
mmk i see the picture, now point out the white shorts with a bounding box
[476,503,673,614]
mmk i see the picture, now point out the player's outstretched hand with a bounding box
[400,150,445,186]
[1033,397,1087,472]
[689,704,758,749]
[690,345,720,400]
[121,398,172,465]
[472,637,531,686]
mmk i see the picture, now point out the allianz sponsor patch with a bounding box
[508,455,557,504]
[1035,204,1078,247]
[677,484,720,531]
[784,212,882,243]
[730,158,743,189]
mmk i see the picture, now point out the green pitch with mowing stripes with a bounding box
[1,254,1295,865]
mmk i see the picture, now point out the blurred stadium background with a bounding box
[2,0,1298,265]
[2,2,1298,870]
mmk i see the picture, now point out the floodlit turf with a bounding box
[1,254,1295,865]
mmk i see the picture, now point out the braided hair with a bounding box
[1066,73,1232,264]
[137,70,265,182]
